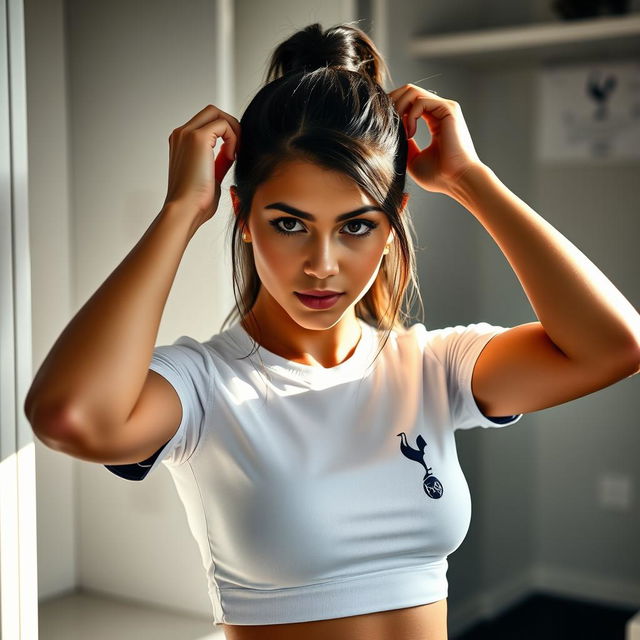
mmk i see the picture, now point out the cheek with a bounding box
[338,246,387,291]
[355,243,386,271]
[251,234,294,281]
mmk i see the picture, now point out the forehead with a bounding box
[257,159,374,204]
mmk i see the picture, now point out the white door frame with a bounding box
[1,0,39,637]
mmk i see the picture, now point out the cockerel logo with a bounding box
[397,432,444,499]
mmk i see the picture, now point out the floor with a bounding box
[452,592,639,640]
[38,590,224,640]
[39,590,638,639]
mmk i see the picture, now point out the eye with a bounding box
[268,217,378,238]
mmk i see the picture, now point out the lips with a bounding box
[296,290,343,297]
[294,291,344,310]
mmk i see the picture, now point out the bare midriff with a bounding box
[222,598,448,640]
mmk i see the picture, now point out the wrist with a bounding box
[445,163,497,207]
[160,200,204,238]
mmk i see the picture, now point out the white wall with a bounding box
[24,0,77,601]
[234,0,356,115]
[2,0,39,635]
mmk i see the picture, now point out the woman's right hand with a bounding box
[163,104,241,225]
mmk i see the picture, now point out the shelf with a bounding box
[408,14,640,67]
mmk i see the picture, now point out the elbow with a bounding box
[27,402,86,454]
[613,342,640,379]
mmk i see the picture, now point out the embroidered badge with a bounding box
[397,432,444,499]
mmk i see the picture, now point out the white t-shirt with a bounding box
[104,318,523,627]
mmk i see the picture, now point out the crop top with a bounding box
[104,318,524,627]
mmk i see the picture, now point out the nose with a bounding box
[302,238,340,279]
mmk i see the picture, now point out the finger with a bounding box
[388,82,426,99]
[212,118,238,160]
[180,104,221,131]
[197,118,238,183]
[407,95,456,139]
[406,96,439,137]
[406,137,420,167]
[394,88,440,121]
[389,85,416,116]
[392,85,447,118]
[387,85,408,100]
[180,104,242,145]
[214,108,242,146]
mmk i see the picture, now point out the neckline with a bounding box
[222,317,376,379]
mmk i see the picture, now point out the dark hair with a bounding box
[220,22,424,371]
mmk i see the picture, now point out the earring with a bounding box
[242,232,250,242]
[383,244,390,255]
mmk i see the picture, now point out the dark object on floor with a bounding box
[552,0,631,19]
[452,592,637,640]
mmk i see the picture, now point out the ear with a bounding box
[230,185,240,216]
[230,186,251,240]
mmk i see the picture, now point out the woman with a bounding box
[25,22,639,640]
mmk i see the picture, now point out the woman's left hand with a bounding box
[388,84,484,195]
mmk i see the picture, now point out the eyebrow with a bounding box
[264,202,384,222]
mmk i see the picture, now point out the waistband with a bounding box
[214,559,449,626]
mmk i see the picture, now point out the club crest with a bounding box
[397,432,444,499]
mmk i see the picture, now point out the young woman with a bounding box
[25,22,639,640]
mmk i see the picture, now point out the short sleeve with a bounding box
[104,335,214,481]
[424,322,524,431]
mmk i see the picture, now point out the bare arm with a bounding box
[24,104,241,458]
[24,202,200,450]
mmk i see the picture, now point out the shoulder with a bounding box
[395,321,510,367]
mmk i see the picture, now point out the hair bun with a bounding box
[265,22,389,87]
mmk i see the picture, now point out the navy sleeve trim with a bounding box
[103,439,172,481]
[486,414,521,424]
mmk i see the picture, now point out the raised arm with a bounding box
[25,103,240,461]
[24,202,200,459]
